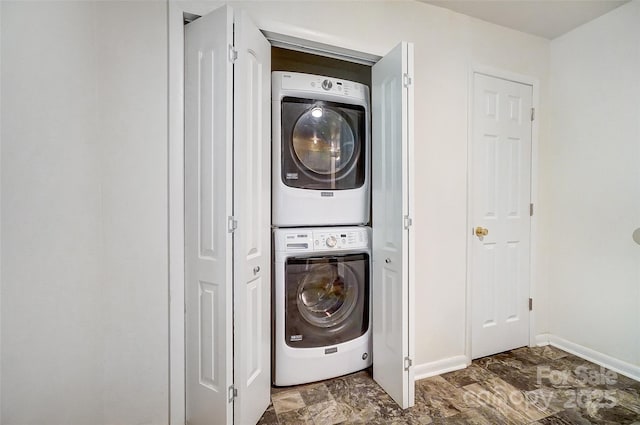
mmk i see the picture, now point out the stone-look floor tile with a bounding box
[272,390,305,415]
[475,352,543,392]
[511,347,554,366]
[402,408,434,425]
[324,371,405,422]
[276,406,313,424]
[540,346,569,360]
[539,405,640,425]
[463,383,532,425]
[306,399,347,425]
[270,347,640,425]
[441,364,499,388]
[256,404,278,425]
[299,383,332,406]
[522,345,569,361]
[524,387,566,415]
[614,388,640,414]
[414,375,479,418]
[479,375,552,421]
[431,405,520,425]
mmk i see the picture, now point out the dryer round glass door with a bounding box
[292,108,355,176]
[284,253,369,348]
[280,97,367,190]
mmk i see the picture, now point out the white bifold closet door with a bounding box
[185,5,414,422]
[371,42,415,410]
[184,5,271,425]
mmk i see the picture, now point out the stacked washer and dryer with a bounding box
[272,71,372,386]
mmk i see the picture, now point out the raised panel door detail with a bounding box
[484,90,498,119]
[198,49,216,260]
[471,73,532,359]
[508,95,522,123]
[245,276,262,385]
[505,242,520,322]
[372,42,414,409]
[199,281,219,390]
[244,50,263,261]
[483,135,498,219]
[184,6,234,425]
[379,75,401,253]
[232,10,271,425]
[480,243,497,328]
[382,267,398,351]
[506,137,522,218]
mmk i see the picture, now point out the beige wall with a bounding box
[1,1,168,423]
[1,3,103,422]
[543,0,640,368]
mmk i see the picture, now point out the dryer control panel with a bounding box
[277,226,369,252]
[278,72,368,101]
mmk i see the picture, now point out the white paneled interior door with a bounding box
[232,9,271,425]
[470,73,533,359]
[372,42,415,409]
[184,5,234,425]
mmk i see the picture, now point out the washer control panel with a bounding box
[279,227,369,252]
[313,228,368,250]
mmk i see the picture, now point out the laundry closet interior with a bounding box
[180,5,414,425]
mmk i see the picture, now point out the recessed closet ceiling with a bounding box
[419,0,629,39]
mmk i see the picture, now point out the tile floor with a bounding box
[257,346,640,424]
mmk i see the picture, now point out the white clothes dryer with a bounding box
[273,226,372,386]
[272,72,370,227]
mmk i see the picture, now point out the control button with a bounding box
[311,82,315,87]
[321,80,333,90]
[326,236,337,247]
[342,238,346,244]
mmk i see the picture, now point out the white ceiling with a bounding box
[420,0,629,39]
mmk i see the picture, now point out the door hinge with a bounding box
[229,44,238,63]
[403,215,413,230]
[404,356,413,371]
[530,107,535,122]
[529,298,533,311]
[228,385,237,402]
[403,73,412,88]
[530,203,534,217]
[228,216,238,233]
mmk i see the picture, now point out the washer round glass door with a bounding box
[284,253,369,348]
[296,263,358,328]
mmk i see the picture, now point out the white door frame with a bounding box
[168,3,393,423]
[464,64,540,364]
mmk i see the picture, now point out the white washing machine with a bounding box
[273,226,372,386]
[272,72,370,227]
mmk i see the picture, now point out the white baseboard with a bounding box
[413,355,469,380]
[534,333,640,382]
[534,333,550,346]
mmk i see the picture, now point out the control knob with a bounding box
[321,79,333,90]
[325,235,337,248]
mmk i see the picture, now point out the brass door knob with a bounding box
[475,227,489,237]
